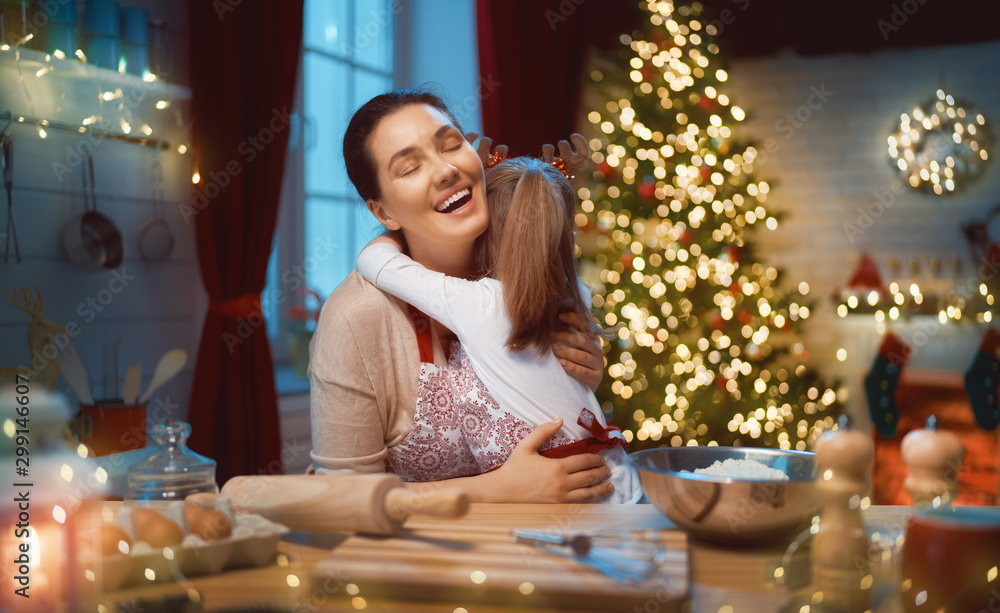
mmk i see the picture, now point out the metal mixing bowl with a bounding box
[631,447,819,546]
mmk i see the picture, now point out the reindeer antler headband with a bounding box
[464,133,591,180]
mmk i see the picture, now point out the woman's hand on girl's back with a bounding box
[488,418,614,503]
[552,311,604,392]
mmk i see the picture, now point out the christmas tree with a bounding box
[577,0,841,451]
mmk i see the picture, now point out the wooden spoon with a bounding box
[138,349,187,403]
[122,365,142,404]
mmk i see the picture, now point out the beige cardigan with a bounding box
[308,270,422,474]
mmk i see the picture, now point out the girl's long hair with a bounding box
[477,157,599,354]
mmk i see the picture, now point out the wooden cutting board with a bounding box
[310,504,690,611]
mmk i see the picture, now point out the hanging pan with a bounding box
[63,152,124,271]
[139,156,175,263]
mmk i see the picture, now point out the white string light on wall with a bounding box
[887,89,992,195]
[0,42,190,153]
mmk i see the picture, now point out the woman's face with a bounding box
[365,104,488,269]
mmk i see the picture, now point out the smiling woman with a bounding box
[361,103,489,278]
[308,89,614,503]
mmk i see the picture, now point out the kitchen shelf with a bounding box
[0,44,190,149]
[0,43,190,98]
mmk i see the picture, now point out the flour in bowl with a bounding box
[690,458,789,481]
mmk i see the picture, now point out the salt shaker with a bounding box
[901,415,964,506]
[812,415,873,610]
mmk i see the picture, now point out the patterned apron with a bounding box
[384,315,479,482]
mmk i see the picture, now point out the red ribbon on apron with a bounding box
[540,408,627,459]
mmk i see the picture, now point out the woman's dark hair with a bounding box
[343,88,461,202]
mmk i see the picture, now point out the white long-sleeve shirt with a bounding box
[357,242,642,503]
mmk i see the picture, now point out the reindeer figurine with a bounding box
[1,286,67,389]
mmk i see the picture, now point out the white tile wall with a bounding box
[726,40,1000,425]
[0,1,200,421]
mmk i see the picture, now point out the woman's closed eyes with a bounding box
[397,142,465,178]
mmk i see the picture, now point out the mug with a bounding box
[900,505,1000,613]
[74,400,147,457]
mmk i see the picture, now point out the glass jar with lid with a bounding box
[126,418,218,502]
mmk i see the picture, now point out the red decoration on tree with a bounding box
[597,161,617,180]
[680,230,692,245]
[710,311,725,330]
[727,245,741,265]
[698,96,717,112]
[738,309,753,324]
[638,177,656,201]
[987,243,1000,272]
[620,253,634,270]
[699,165,711,180]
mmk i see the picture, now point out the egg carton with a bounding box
[83,499,290,592]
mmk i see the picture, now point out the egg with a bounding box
[101,524,132,555]
[133,508,184,547]
[185,505,232,541]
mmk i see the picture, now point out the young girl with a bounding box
[357,156,642,503]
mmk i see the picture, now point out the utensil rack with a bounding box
[1,110,172,149]
[10,183,186,207]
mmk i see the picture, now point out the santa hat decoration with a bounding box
[845,253,890,300]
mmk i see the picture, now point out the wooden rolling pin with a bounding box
[188,473,468,535]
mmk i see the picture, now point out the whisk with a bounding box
[512,528,669,585]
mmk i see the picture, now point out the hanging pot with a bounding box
[63,152,124,271]
[139,156,174,263]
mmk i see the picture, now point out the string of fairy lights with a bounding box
[580,0,839,450]
[837,280,995,327]
[0,35,191,169]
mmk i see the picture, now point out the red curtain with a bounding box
[185,0,303,482]
[475,0,642,156]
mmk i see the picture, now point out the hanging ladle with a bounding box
[139,149,175,264]
[62,151,124,270]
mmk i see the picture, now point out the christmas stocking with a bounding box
[865,331,912,437]
[965,327,1000,431]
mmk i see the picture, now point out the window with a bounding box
[266,0,481,390]
[265,0,396,370]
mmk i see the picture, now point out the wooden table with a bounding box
[100,504,915,613]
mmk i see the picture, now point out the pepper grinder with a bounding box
[812,414,874,611]
[901,415,964,506]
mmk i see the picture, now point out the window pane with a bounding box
[305,197,359,299]
[303,0,350,57]
[353,69,392,111]
[264,235,280,340]
[353,0,393,72]
[304,52,352,196]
